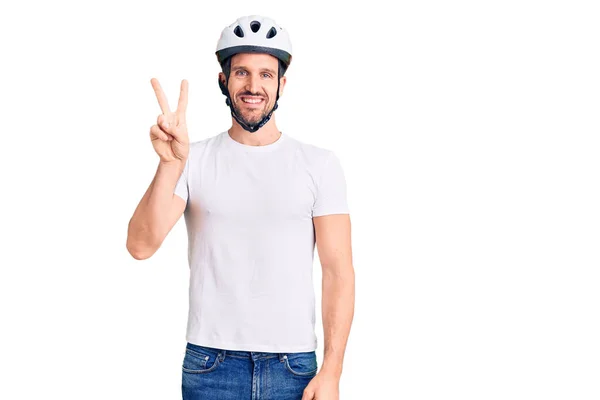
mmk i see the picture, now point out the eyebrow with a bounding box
[232,65,277,75]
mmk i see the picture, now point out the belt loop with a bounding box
[221,350,226,362]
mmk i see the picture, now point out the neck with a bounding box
[228,117,281,146]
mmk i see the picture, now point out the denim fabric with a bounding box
[182,342,318,400]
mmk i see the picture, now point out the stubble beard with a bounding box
[232,97,272,127]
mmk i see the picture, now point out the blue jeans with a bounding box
[182,342,318,399]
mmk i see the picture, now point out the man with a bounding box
[127,15,354,400]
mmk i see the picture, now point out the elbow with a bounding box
[126,241,154,260]
[126,235,160,260]
[127,245,153,260]
[127,220,161,260]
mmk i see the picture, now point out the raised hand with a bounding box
[149,78,190,164]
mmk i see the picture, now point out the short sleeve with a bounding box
[173,158,189,203]
[312,151,350,217]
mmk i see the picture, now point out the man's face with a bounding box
[220,53,286,127]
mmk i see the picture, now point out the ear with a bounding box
[218,72,229,97]
[279,75,287,97]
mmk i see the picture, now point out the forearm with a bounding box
[127,160,184,258]
[321,265,355,378]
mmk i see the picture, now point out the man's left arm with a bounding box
[314,213,355,378]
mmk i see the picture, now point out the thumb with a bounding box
[158,114,171,131]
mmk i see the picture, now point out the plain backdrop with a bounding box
[1,0,599,399]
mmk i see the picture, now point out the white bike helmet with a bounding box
[216,15,292,133]
[216,15,292,69]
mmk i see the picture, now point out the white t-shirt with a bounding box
[173,130,350,352]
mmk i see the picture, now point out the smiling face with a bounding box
[219,53,286,127]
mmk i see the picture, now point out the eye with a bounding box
[236,70,247,76]
[262,73,272,78]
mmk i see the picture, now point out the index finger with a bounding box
[177,79,189,115]
[150,78,171,114]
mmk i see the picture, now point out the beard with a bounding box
[231,96,273,127]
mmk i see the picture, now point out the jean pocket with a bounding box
[282,351,318,377]
[182,345,222,374]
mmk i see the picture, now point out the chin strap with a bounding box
[219,75,281,133]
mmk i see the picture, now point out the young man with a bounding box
[127,15,354,400]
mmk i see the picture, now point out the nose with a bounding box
[245,74,261,95]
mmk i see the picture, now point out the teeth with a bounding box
[242,98,262,104]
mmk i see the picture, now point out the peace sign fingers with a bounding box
[147,77,190,164]
[177,79,189,116]
[150,78,171,114]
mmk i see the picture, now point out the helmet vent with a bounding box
[266,27,277,39]
[234,25,244,37]
[250,21,261,32]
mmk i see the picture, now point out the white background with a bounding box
[1,0,599,399]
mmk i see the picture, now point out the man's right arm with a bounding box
[126,160,187,260]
